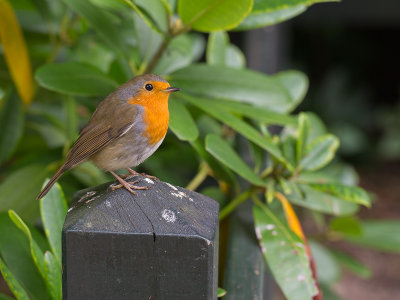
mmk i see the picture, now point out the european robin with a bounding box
[37,74,180,199]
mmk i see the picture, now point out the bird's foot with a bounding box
[126,168,158,181]
[110,171,149,195]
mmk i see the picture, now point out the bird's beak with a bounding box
[163,86,180,93]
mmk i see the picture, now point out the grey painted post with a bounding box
[62,175,219,300]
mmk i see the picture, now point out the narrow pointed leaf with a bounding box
[253,203,318,300]
[330,250,372,279]
[40,181,68,268]
[206,134,265,186]
[0,0,34,105]
[180,94,284,162]
[44,251,62,300]
[178,0,253,32]
[299,134,340,171]
[309,183,371,207]
[0,257,30,300]
[169,100,199,141]
[8,210,46,279]
[286,183,359,216]
[217,287,227,297]
[36,62,118,96]
[296,112,310,163]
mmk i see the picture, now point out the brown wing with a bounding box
[63,97,138,170]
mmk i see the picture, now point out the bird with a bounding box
[37,74,180,199]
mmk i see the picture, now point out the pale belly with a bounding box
[91,128,165,171]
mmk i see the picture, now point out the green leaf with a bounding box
[299,134,340,171]
[276,70,309,111]
[62,96,78,144]
[207,31,229,66]
[252,0,338,13]
[161,0,176,14]
[0,213,49,300]
[153,34,197,74]
[0,164,50,223]
[0,293,15,300]
[330,216,362,236]
[286,183,359,216]
[225,44,246,68]
[64,0,129,59]
[209,99,296,126]
[253,203,318,300]
[205,134,265,186]
[310,183,371,207]
[309,241,340,284]
[344,220,400,253]
[0,257,30,300]
[124,0,167,34]
[330,250,372,279]
[180,94,284,162]
[235,5,306,30]
[36,62,118,97]
[282,135,297,171]
[217,287,227,297]
[178,0,253,32]
[8,210,46,279]
[0,91,24,164]
[169,100,199,141]
[296,112,310,164]
[169,64,303,113]
[306,112,328,143]
[44,251,62,300]
[40,181,68,268]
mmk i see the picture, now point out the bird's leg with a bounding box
[109,171,148,195]
[126,168,158,181]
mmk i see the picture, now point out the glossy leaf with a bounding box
[253,203,318,300]
[296,113,310,164]
[344,220,400,253]
[252,0,338,13]
[36,62,118,96]
[225,44,246,68]
[299,134,340,171]
[207,31,229,66]
[124,0,166,34]
[282,136,297,171]
[0,257,30,300]
[0,0,34,105]
[8,210,46,279]
[40,181,68,268]
[0,92,24,164]
[205,134,265,186]
[0,164,50,223]
[170,64,304,113]
[44,251,62,300]
[235,5,306,30]
[181,94,284,161]
[310,183,371,207]
[276,70,309,112]
[169,100,199,141]
[0,213,49,300]
[205,99,296,126]
[64,0,128,59]
[178,0,253,32]
[286,183,359,216]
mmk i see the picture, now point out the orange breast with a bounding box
[128,89,170,145]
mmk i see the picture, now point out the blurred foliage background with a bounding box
[0,0,399,299]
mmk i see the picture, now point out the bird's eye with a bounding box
[145,83,153,91]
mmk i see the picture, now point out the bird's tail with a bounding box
[37,165,67,200]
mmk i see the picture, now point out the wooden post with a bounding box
[62,175,219,300]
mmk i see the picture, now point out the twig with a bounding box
[186,162,209,191]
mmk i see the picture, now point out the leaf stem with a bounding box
[219,188,254,220]
[186,162,209,191]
